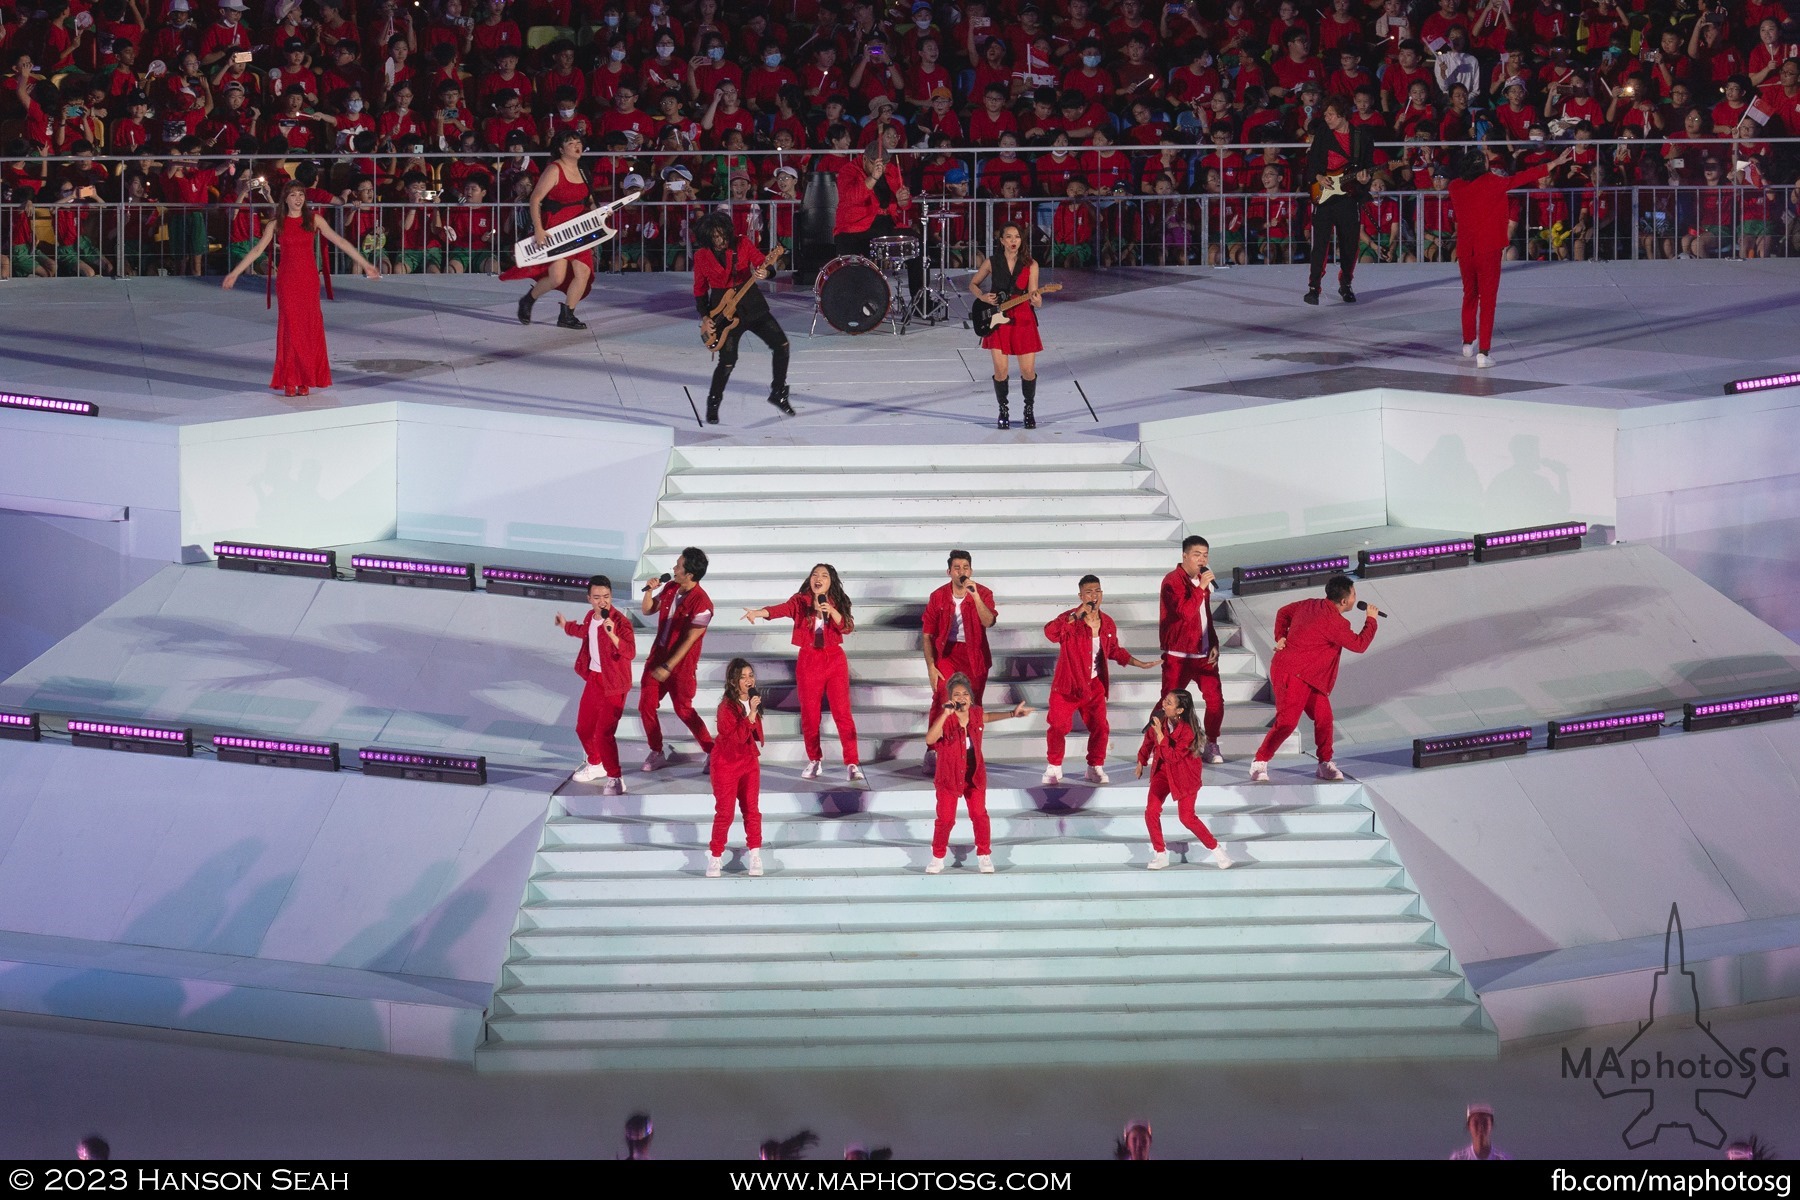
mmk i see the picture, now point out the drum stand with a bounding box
[911,213,971,328]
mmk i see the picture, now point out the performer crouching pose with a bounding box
[1250,573,1378,782]
[555,575,636,795]
[924,673,1033,875]
[708,657,765,878]
[1137,690,1233,871]
[742,563,863,783]
[1042,574,1158,786]
[693,212,794,423]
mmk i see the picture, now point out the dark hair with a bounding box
[945,671,973,699]
[78,1136,110,1161]
[1160,689,1202,741]
[588,574,612,590]
[1181,535,1209,553]
[1325,574,1355,603]
[680,546,709,582]
[723,657,755,715]
[693,210,734,247]
[625,1112,653,1146]
[947,549,972,569]
[1078,574,1100,589]
[801,563,854,631]
[1458,148,1489,181]
[759,1130,819,1161]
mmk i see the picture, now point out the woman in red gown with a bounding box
[221,182,381,397]
[969,222,1044,431]
[502,130,596,330]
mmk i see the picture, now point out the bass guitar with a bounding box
[700,243,785,352]
[970,283,1063,338]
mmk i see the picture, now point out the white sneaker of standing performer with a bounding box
[977,854,995,874]
[1461,342,1475,359]
[847,763,865,783]
[641,749,667,773]
[602,777,626,796]
[572,761,607,783]
[801,759,823,780]
[1475,352,1494,369]
[925,856,945,875]
[746,848,763,877]
[1085,764,1110,785]
[1202,741,1225,764]
[1249,760,1270,783]
[1041,763,1063,785]
[1316,761,1345,781]
[705,854,723,878]
[1147,850,1170,870]
[1211,844,1235,870]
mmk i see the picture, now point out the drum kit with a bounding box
[808,203,970,337]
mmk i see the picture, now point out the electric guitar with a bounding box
[700,244,785,352]
[1310,170,1356,204]
[971,283,1063,337]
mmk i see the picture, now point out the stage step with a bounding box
[670,442,1142,471]
[658,491,1172,523]
[664,466,1158,496]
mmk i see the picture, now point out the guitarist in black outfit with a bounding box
[694,214,795,424]
[1303,97,1373,306]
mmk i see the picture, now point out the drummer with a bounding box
[833,138,922,300]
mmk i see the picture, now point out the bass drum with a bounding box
[813,255,891,334]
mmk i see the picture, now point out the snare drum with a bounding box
[868,235,920,274]
[813,255,891,334]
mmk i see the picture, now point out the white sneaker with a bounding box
[1475,352,1494,369]
[1249,760,1270,783]
[1041,763,1063,785]
[925,856,945,875]
[746,848,763,877]
[705,854,722,878]
[602,776,626,796]
[1147,850,1170,870]
[801,759,823,780]
[1315,761,1345,781]
[1461,342,1475,358]
[572,761,607,783]
[846,763,865,783]
[641,749,667,773]
[977,854,994,874]
[1203,741,1224,764]
[1084,764,1110,785]
[1211,844,1235,870]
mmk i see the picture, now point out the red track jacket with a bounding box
[563,608,637,697]
[765,592,853,652]
[1158,566,1223,656]
[1043,607,1133,700]
[712,697,764,773]
[922,582,999,675]
[1448,162,1553,256]
[1136,719,1202,800]
[1268,598,1378,694]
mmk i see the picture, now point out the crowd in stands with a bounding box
[3,0,1800,276]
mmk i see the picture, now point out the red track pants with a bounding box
[574,681,626,777]
[709,761,761,856]
[1161,655,1225,741]
[639,664,715,755]
[929,644,987,724]
[932,781,991,857]
[1046,677,1109,767]
[1145,777,1218,852]
[1458,247,1503,353]
[1254,675,1335,763]
[797,644,859,765]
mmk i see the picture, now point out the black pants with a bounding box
[1308,196,1361,290]
[710,309,789,397]
[836,218,925,300]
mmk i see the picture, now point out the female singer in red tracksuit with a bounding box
[555,575,636,796]
[923,672,1033,876]
[1447,145,1571,366]
[1250,574,1378,784]
[1136,690,1233,871]
[708,657,765,878]
[742,563,863,783]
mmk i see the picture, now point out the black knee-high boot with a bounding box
[992,377,1010,430]
[1021,376,1037,429]
[706,361,732,424]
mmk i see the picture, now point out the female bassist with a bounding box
[969,223,1045,430]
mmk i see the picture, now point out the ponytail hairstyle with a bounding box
[1161,688,1201,742]
[800,562,853,632]
[945,671,974,712]
[723,656,755,717]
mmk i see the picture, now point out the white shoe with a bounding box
[1202,741,1224,764]
[925,856,945,875]
[602,776,626,796]
[1211,844,1235,870]
[705,854,722,878]
[746,849,763,877]
[1315,761,1345,781]
[1461,342,1474,358]
[1147,850,1170,870]
[572,761,607,783]
[641,750,667,773]
[846,763,865,783]
[977,854,994,874]
[801,759,823,780]
[1041,763,1063,785]
[1084,764,1110,785]
[1475,352,1494,369]
[1249,760,1270,783]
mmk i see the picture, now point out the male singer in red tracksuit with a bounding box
[1042,574,1158,787]
[921,549,998,761]
[557,574,636,796]
[1250,574,1378,783]
[1159,535,1227,764]
[638,546,717,771]
[1448,145,1571,367]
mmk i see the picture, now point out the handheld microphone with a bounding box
[643,572,672,592]
[1357,601,1390,618]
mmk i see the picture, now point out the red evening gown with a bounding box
[270,216,331,391]
[979,252,1043,355]
[498,162,596,302]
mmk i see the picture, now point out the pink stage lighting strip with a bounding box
[214,734,337,758]
[1235,555,1353,582]
[1361,539,1476,564]
[1688,691,1800,717]
[67,719,188,742]
[0,391,97,416]
[1415,727,1534,755]
[1476,523,1589,548]
[350,556,470,575]
[214,543,334,566]
[1550,710,1666,735]
[1725,372,1800,395]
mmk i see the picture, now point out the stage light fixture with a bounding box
[68,718,193,757]
[1231,554,1353,597]
[214,541,337,580]
[1473,522,1588,563]
[0,391,98,417]
[1356,538,1475,579]
[0,711,41,742]
[1723,372,1800,396]
[359,748,488,786]
[1682,690,1799,733]
[1411,725,1533,769]
[1547,708,1665,750]
[351,554,476,592]
[481,566,594,601]
[214,734,341,772]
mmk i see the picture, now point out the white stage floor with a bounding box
[1,262,1795,435]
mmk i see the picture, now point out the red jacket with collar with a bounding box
[712,697,764,773]
[922,582,999,673]
[647,581,714,672]
[932,706,986,792]
[1448,163,1552,255]
[766,592,854,652]
[1159,565,1223,656]
[1043,606,1133,699]
[1136,719,1201,800]
[563,607,637,697]
[1269,597,1378,694]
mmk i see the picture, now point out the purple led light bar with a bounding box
[360,749,485,771]
[1476,523,1589,549]
[1724,372,1800,396]
[0,712,34,728]
[67,719,187,742]
[1362,540,1475,564]
[0,391,98,416]
[351,556,470,576]
[481,567,591,588]
[215,543,333,566]
[1237,555,1352,582]
[1551,710,1665,735]
[1689,691,1800,717]
[1416,727,1533,754]
[215,734,335,757]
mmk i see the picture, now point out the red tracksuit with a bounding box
[640,581,717,754]
[1252,598,1378,763]
[921,581,999,724]
[563,607,637,777]
[1447,163,1551,354]
[932,707,990,857]
[1158,566,1226,742]
[1043,606,1134,768]
[1139,720,1216,852]
[709,697,763,856]
[765,591,860,766]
